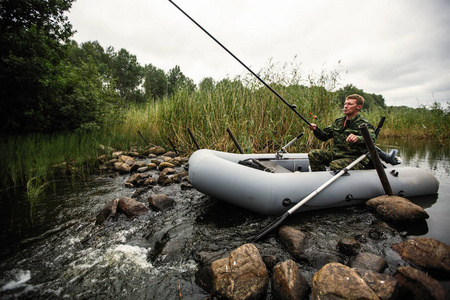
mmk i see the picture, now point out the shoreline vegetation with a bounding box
[1,73,449,221]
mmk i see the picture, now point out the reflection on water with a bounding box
[378,137,450,244]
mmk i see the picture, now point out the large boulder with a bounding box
[393,266,447,300]
[271,259,310,300]
[366,195,429,222]
[312,263,379,300]
[392,238,450,278]
[211,243,269,300]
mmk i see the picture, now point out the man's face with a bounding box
[343,99,362,117]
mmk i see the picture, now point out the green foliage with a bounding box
[0,0,75,133]
[144,64,167,100]
[335,84,386,110]
[167,65,196,96]
[110,48,145,102]
[199,77,215,92]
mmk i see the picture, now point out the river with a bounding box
[0,137,448,299]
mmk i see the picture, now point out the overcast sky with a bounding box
[68,0,450,108]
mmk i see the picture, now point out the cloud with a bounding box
[68,0,450,108]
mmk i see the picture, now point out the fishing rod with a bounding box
[168,0,312,127]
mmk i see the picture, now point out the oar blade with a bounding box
[249,212,290,242]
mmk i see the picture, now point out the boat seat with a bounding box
[252,159,292,173]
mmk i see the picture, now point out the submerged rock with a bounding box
[148,194,176,211]
[392,238,450,277]
[366,195,429,222]
[350,252,387,273]
[271,259,310,300]
[117,197,149,218]
[95,198,119,225]
[211,243,269,300]
[312,263,379,300]
[95,197,148,225]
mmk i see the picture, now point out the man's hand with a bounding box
[346,134,358,143]
[308,123,317,131]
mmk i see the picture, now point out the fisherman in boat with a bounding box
[307,94,374,171]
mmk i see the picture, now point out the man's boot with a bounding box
[376,147,401,165]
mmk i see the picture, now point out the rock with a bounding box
[358,270,399,300]
[170,173,184,183]
[393,266,447,300]
[163,151,178,158]
[119,155,135,166]
[158,161,175,171]
[312,252,344,270]
[366,195,429,222]
[146,162,157,170]
[337,238,361,256]
[148,194,176,211]
[136,166,149,173]
[157,173,173,186]
[113,162,131,174]
[112,151,123,158]
[312,263,379,300]
[161,167,176,175]
[392,238,450,278]
[95,198,119,225]
[126,173,143,186]
[211,243,269,300]
[117,197,149,218]
[143,177,157,186]
[278,226,307,261]
[350,252,387,273]
[180,182,193,190]
[148,146,166,155]
[271,259,310,300]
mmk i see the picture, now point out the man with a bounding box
[308,94,375,171]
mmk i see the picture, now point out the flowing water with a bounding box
[0,138,448,299]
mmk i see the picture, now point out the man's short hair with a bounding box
[346,94,365,106]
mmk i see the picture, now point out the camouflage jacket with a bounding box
[313,114,375,158]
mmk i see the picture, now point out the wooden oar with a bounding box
[250,152,369,241]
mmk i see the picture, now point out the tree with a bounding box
[144,64,167,100]
[167,65,196,96]
[0,0,75,133]
[110,48,144,102]
[335,84,386,110]
[199,77,215,92]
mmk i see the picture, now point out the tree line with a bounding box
[0,0,386,135]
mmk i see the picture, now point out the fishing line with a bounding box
[168,0,312,127]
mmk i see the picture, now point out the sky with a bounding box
[67,0,450,108]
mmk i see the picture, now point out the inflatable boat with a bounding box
[188,149,440,215]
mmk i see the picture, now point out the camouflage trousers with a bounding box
[308,149,367,172]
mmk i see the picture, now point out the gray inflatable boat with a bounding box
[188,149,440,215]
